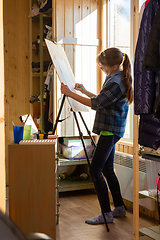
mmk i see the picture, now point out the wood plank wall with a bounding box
[0,0,5,212]
[54,0,134,154]
[4,0,30,184]
[116,141,133,155]
[55,0,101,137]
[3,0,134,185]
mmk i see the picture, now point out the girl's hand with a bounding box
[74,83,87,93]
[61,82,72,96]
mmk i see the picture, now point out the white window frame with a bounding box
[103,0,141,144]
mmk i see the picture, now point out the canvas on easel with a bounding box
[45,39,89,112]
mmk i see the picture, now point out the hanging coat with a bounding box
[134,0,160,149]
[144,6,160,72]
[144,6,160,119]
[134,0,160,115]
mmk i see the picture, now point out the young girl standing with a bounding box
[61,47,133,224]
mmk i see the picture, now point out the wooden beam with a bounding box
[132,0,139,239]
[40,13,44,132]
[0,0,6,213]
[97,0,103,93]
[29,0,33,115]
[52,0,56,126]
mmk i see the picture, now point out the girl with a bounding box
[61,47,133,224]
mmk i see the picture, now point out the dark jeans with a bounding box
[91,135,123,213]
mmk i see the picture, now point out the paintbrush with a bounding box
[11,119,15,126]
[21,114,30,127]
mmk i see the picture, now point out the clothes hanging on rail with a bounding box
[134,0,160,115]
[144,6,160,119]
[138,0,150,28]
[144,6,160,72]
[134,0,160,149]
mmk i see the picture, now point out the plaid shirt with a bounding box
[91,71,128,137]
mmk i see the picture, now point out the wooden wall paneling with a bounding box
[56,0,64,38]
[115,144,118,151]
[0,0,5,212]
[54,0,100,137]
[81,0,90,39]
[3,0,10,186]
[118,143,124,153]
[29,0,33,115]
[80,45,91,136]
[90,0,98,135]
[90,0,98,122]
[116,142,134,155]
[75,0,98,136]
[81,0,91,133]
[55,0,66,136]
[54,0,64,134]
[97,0,103,93]
[51,0,57,126]
[4,0,30,184]
[73,0,83,136]
[52,0,56,41]
[124,145,129,154]
[17,1,30,116]
[64,0,75,136]
[80,0,91,136]
[128,146,134,155]
[90,45,97,130]
[73,0,85,136]
[74,0,82,39]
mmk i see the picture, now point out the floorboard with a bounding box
[56,190,158,240]
[6,187,158,240]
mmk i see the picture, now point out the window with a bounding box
[107,0,133,141]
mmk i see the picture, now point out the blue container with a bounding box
[13,126,24,143]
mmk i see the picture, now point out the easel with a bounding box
[52,94,109,232]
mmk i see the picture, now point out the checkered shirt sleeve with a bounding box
[91,82,123,111]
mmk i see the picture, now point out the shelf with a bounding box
[139,191,160,238]
[139,150,160,160]
[139,190,160,202]
[32,72,47,77]
[139,226,160,239]
[58,155,94,192]
[58,156,92,166]
[59,179,94,192]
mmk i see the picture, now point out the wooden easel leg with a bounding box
[78,111,96,147]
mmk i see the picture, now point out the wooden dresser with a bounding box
[8,142,57,240]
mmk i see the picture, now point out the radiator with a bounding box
[114,151,155,211]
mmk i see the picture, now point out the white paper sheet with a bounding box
[45,39,88,112]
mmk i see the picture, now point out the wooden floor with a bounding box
[56,189,158,240]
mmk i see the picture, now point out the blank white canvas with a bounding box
[45,39,89,112]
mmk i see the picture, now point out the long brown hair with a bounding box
[96,47,133,105]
